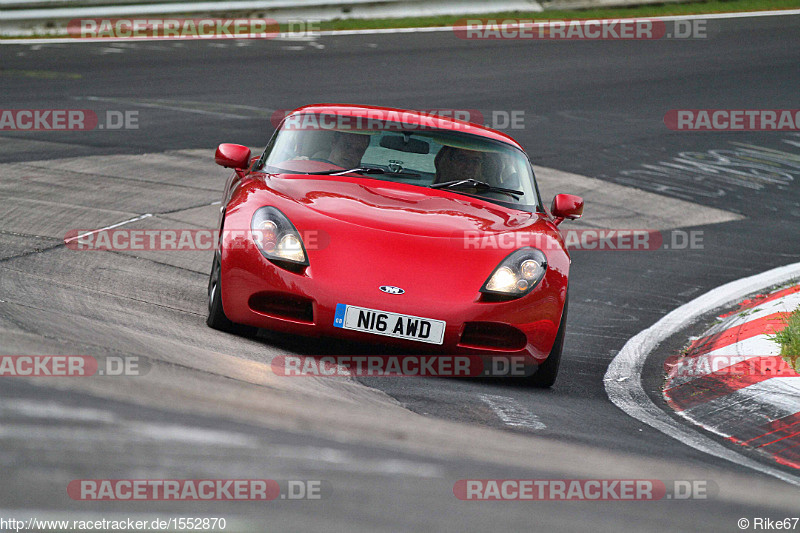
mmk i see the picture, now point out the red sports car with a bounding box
[207,104,583,386]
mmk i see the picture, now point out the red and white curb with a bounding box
[664,285,800,469]
[605,261,800,486]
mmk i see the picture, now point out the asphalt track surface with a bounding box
[1,13,800,532]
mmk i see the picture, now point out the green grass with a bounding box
[312,0,800,31]
[773,305,800,372]
[3,0,799,39]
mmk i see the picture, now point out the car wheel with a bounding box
[206,251,257,336]
[528,295,568,388]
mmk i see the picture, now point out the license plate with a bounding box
[333,304,446,345]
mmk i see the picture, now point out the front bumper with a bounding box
[221,242,564,364]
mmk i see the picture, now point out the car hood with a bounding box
[266,175,536,237]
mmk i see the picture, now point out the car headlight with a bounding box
[251,206,308,266]
[480,247,547,298]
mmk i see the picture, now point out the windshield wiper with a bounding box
[304,166,385,176]
[305,166,420,177]
[430,178,523,199]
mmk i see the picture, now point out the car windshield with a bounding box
[260,113,542,210]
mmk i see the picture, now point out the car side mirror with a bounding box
[551,194,584,225]
[215,143,251,170]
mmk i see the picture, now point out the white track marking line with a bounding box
[0,399,118,423]
[0,422,261,447]
[479,394,546,430]
[269,445,444,478]
[2,9,799,44]
[80,96,271,119]
[81,95,272,112]
[605,261,800,486]
[123,422,262,447]
[62,213,152,244]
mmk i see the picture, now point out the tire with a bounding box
[206,251,257,336]
[528,295,568,388]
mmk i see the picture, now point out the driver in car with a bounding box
[433,146,485,183]
[327,131,371,169]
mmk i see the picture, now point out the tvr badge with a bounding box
[379,285,405,295]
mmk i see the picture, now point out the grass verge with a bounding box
[773,305,800,371]
[314,0,800,31]
[2,0,799,39]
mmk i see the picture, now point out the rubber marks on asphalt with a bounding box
[663,284,800,469]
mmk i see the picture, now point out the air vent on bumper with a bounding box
[248,292,314,324]
[459,322,527,351]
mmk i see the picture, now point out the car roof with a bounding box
[284,104,525,151]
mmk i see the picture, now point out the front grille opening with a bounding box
[248,292,314,324]
[459,322,527,351]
